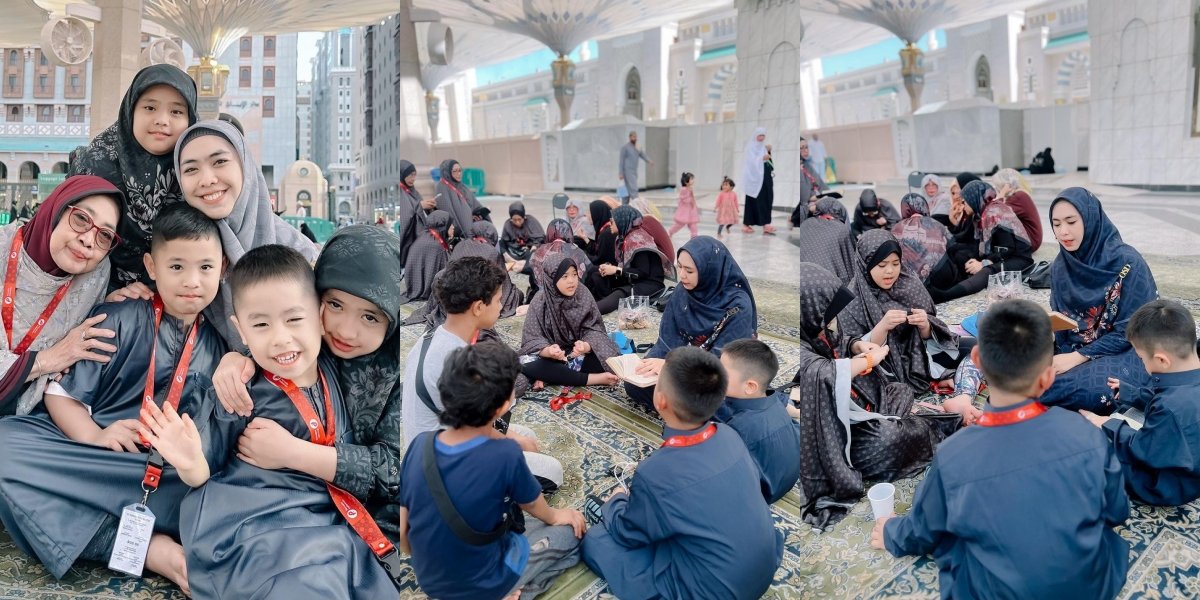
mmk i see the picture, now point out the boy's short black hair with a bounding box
[150,202,220,251]
[435,256,506,315]
[1128,299,1197,360]
[438,340,520,428]
[977,299,1052,394]
[227,245,316,310]
[658,346,727,423]
[720,339,779,389]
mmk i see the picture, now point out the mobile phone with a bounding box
[583,495,605,525]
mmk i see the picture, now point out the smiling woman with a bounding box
[173,119,319,350]
[0,175,127,414]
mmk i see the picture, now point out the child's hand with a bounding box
[906,309,931,337]
[237,417,300,470]
[139,403,207,485]
[870,514,893,549]
[213,352,257,417]
[541,345,567,361]
[104,282,154,303]
[572,340,591,356]
[90,419,141,452]
[551,507,588,538]
[877,310,909,333]
[1106,377,1121,400]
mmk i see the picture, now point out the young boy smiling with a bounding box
[0,202,228,594]
[171,244,398,599]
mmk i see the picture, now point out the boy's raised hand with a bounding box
[213,352,257,417]
[139,402,209,487]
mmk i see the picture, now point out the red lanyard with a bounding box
[661,423,717,448]
[977,401,1048,427]
[429,229,449,251]
[3,228,72,355]
[265,372,398,563]
[140,296,202,492]
[445,183,469,205]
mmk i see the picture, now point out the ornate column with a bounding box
[899,42,925,113]
[551,55,575,129]
[89,0,143,137]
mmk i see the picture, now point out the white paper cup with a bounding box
[867,482,895,521]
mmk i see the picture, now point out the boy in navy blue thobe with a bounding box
[0,204,227,591]
[873,300,1129,600]
[716,339,801,503]
[1081,299,1200,506]
[583,346,783,600]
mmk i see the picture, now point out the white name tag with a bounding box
[108,503,156,577]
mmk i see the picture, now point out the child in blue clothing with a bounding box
[716,339,801,503]
[399,340,585,600]
[583,346,783,600]
[1082,299,1200,506]
[873,299,1129,600]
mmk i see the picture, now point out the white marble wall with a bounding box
[911,98,1024,172]
[1088,0,1198,186]
[560,120,671,190]
[942,14,1023,103]
[1024,103,1090,171]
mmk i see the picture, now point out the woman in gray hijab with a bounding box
[435,159,485,235]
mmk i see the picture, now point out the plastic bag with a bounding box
[987,271,1024,306]
[617,296,652,330]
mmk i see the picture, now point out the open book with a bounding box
[606,354,658,388]
[1110,407,1144,431]
[1048,311,1078,332]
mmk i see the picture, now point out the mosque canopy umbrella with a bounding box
[416,0,732,127]
[0,1,88,47]
[797,0,1037,110]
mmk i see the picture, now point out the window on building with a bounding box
[7,50,17,66]
[240,37,252,58]
[37,105,52,122]
[5,75,14,94]
[263,96,275,118]
[38,53,47,66]
[7,106,19,122]
[69,74,80,93]
[239,67,251,88]
[37,74,47,91]
[263,36,276,58]
[339,32,350,66]
[263,67,275,88]
[67,105,83,123]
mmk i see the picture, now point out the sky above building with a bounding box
[297,31,322,81]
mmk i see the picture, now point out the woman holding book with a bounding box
[1041,187,1157,415]
[626,236,757,409]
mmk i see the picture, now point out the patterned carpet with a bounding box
[1,278,1198,599]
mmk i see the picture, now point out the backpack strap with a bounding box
[415,330,440,417]
[421,432,513,546]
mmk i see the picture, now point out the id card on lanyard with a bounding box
[110,296,201,577]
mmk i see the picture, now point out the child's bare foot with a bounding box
[588,372,621,386]
[503,588,522,600]
[741,225,754,234]
[532,380,545,391]
[145,533,190,596]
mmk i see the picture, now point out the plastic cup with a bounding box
[867,482,895,521]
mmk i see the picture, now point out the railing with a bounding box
[0,123,87,137]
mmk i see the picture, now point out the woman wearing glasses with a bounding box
[0,175,127,414]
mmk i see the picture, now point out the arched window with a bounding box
[7,50,18,66]
[974,56,993,100]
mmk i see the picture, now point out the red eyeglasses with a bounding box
[65,206,121,250]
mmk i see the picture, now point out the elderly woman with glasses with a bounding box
[0,175,128,414]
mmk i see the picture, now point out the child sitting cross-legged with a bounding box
[399,340,586,600]
[1081,299,1200,506]
[583,346,783,600]
[0,202,227,593]
[872,299,1130,599]
[716,339,801,504]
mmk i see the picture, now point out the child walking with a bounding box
[715,176,739,238]
[669,172,699,239]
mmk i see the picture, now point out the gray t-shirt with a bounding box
[402,326,467,448]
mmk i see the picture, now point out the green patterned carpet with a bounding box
[1,278,1198,599]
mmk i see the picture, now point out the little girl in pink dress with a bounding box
[715,176,739,238]
[669,172,699,238]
